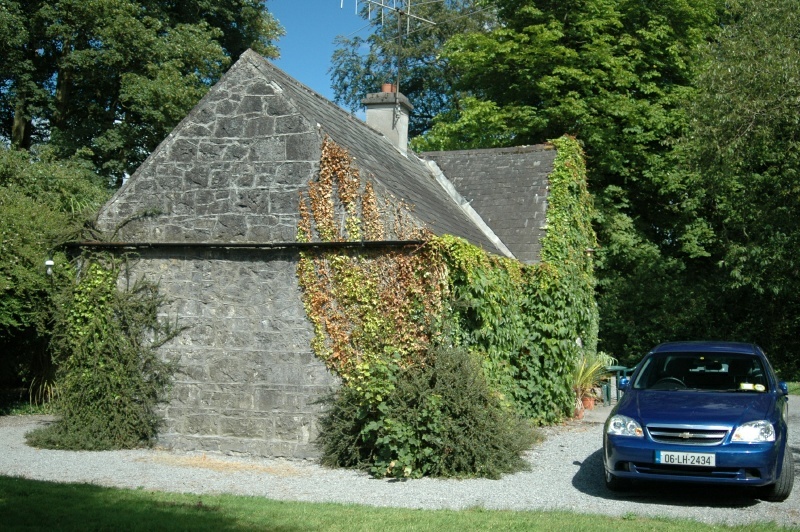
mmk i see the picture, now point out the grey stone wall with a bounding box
[93,54,340,458]
[127,248,337,459]
[97,55,322,244]
[86,49,564,458]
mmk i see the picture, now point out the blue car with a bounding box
[603,341,794,501]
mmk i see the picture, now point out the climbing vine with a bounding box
[298,138,446,401]
[541,136,598,358]
[430,137,598,424]
[300,135,597,475]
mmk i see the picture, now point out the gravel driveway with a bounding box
[1,401,798,528]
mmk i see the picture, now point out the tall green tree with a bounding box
[1,0,283,185]
[671,0,800,377]
[411,0,726,363]
[416,0,720,184]
[330,0,495,136]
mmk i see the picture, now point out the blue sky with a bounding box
[268,1,373,103]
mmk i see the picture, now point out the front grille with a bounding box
[631,462,744,479]
[647,425,729,446]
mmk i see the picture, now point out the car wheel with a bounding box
[605,468,632,491]
[760,444,794,502]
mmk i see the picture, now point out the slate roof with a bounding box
[242,52,504,254]
[97,50,555,262]
[421,146,555,264]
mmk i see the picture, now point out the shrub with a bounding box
[0,147,109,393]
[26,255,179,450]
[317,344,539,479]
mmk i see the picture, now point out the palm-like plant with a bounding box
[572,351,616,405]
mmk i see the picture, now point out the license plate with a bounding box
[656,450,716,467]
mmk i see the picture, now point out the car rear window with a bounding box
[633,353,768,392]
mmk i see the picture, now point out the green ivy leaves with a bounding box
[305,136,597,475]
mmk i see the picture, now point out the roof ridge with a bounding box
[419,144,555,157]
[240,50,375,139]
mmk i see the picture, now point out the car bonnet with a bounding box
[621,390,777,427]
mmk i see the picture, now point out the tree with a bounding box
[671,0,800,377]
[0,146,109,390]
[330,0,495,136]
[416,0,719,173]
[1,0,283,185]
[411,0,726,364]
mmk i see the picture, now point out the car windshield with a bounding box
[633,352,769,392]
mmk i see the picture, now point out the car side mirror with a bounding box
[778,381,788,396]
[619,377,630,391]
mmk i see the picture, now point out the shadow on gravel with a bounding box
[572,448,761,509]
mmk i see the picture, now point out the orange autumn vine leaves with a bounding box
[298,136,598,423]
[297,138,445,391]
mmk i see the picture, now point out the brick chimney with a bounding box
[362,84,413,156]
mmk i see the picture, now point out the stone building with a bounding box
[93,50,555,458]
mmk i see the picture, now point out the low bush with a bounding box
[317,344,539,479]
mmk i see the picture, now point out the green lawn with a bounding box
[0,475,793,531]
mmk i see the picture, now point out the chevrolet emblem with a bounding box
[679,432,693,439]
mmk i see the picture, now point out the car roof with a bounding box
[649,341,762,355]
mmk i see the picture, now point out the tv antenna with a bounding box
[339,1,436,96]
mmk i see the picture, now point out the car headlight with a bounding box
[607,415,643,437]
[732,420,776,442]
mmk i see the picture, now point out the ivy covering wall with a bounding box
[298,136,597,475]
[297,139,446,403]
[441,136,598,423]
